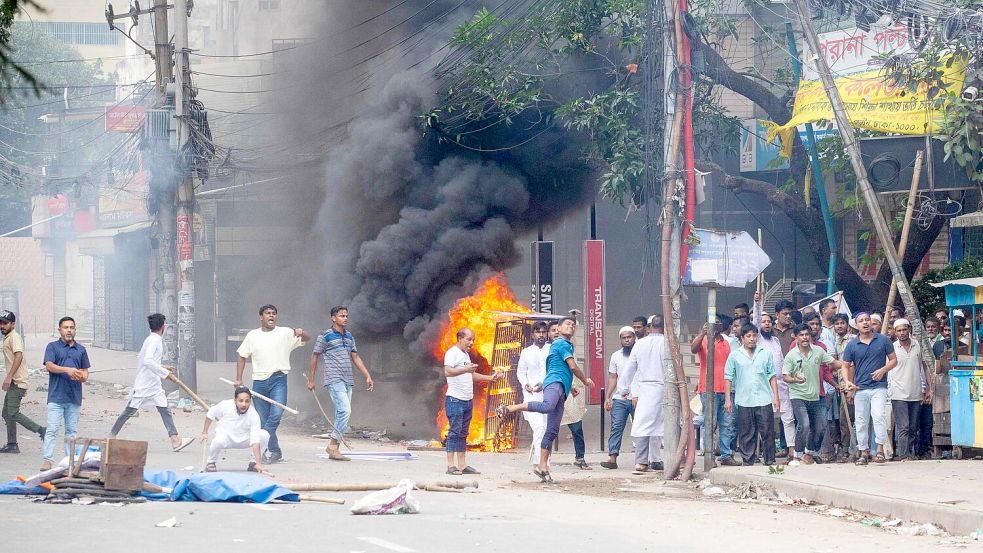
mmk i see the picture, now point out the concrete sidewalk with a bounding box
[710,460,983,536]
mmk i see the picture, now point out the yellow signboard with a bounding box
[766,57,966,155]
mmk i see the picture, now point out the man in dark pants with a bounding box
[1,310,44,453]
[724,324,780,465]
[783,324,843,465]
[889,319,933,460]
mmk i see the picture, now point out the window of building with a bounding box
[258,0,280,10]
[29,22,123,46]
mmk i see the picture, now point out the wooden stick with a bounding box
[885,149,924,316]
[310,390,352,450]
[286,481,478,492]
[167,373,211,410]
[219,377,299,415]
[297,494,346,505]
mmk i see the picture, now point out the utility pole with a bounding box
[152,0,178,370]
[703,287,717,473]
[791,0,936,369]
[174,0,197,391]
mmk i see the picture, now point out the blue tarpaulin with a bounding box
[143,470,298,503]
[0,479,48,495]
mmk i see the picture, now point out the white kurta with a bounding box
[622,334,666,438]
[516,344,548,427]
[128,333,170,408]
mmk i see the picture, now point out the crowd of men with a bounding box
[595,292,947,470]
[0,292,961,479]
[0,305,374,474]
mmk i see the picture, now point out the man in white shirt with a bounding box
[201,386,269,474]
[109,313,193,451]
[601,326,636,470]
[622,320,666,472]
[516,321,549,468]
[235,305,309,463]
[443,327,502,475]
[889,319,933,461]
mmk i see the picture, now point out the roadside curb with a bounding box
[709,467,983,536]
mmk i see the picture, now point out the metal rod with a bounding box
[599,386,606,452]
[704,287,717,473]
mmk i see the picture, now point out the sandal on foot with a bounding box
[532,467,552,483]
[446,467,463,475]
[873,452,886,464]
[461,466,481,475]
[205,462,218,472]
[855,454,869,466]
[573,459,592,470]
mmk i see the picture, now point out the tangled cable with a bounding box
[906,192,964,230]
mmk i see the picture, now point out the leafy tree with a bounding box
[911,258,983,320]
[437,0,959,311]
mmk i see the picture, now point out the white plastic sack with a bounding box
[350,479,420,515]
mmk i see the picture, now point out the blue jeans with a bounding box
[444,396,473,453]
[252,371,287,454]
[326,381,353,441]
[567,420,585,459]
[701,392,737,459]
[528,382,567,450]
[43,402,81,462]
[608,398,634,455]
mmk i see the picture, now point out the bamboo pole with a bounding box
[286,481,478,492]
[298,494,346,505]
[885,150,924,315]
[757,228,764,296]
[219,377,299,414]
[167,373,210,410]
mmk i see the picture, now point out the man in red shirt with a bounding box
[691,314,738,466]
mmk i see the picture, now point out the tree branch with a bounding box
[701,42,793,124]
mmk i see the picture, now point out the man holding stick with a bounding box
[443,327,503,475]
[236,305,309,463]
[307,306,373,461]
[109,313,194,451]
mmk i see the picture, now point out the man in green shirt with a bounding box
[724,324,780,466]
[783,324,844,465]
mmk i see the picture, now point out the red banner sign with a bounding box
[583,240,605,404]
[177,214,192,262]
[105,105,146,133]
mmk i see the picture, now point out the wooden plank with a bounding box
[101,438,148,492]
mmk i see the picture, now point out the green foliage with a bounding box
[940,63,983,185]
[435,0,751,207]
[911,258,983,320]
[0,1,43,99]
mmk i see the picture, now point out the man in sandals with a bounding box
[307,306,372,461]
[497,316,594,483]
[442,327,503,475]
[108,313,193,452]
[200,386,269,474]
[843,312,896,465]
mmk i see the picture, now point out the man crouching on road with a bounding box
[201,386,269,474]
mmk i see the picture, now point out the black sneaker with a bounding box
[37,427,45,438]
[265,451,283,463]
[648,461,664,471]
[0,443,20,454]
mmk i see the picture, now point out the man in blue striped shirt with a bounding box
[308,306,374,461]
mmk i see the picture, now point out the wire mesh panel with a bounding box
[482,319,529,451]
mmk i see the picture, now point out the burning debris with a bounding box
[434,274,529,451]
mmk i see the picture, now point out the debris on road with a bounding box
[155,517,179,528]
[350,479,420,515]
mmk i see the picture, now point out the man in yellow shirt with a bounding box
[235,305,309,463]
[1,310,44,454]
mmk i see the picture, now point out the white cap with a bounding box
[954,309,965,318]
[619,326,635,336]
[647,315,660,326]
[871,313,883,323]
[893,318,910,329]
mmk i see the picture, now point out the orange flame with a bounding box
[434,274,530,450]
